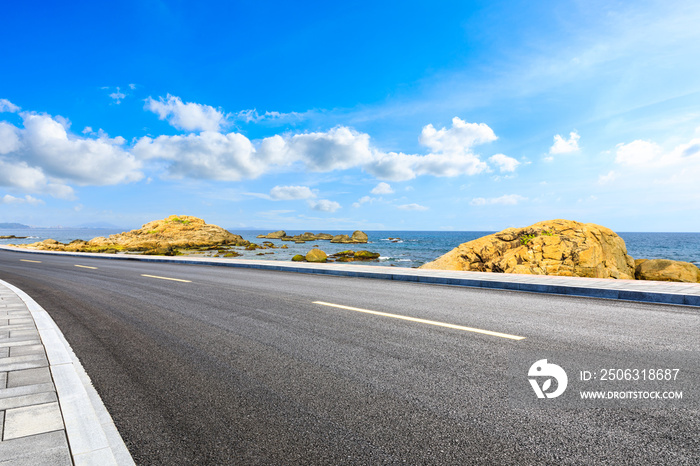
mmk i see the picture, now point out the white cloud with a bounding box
[109,87,126,104]
[352,195,376,208]
[133,131,261,180]
[0,110,141,198]
[598,170,617,184]
[145,94,227,132]
[0,122,21,154]
[269,185,316,200]
[488,153,520,172]
[419,117,497,152]
[19,113,142,185]
[470,194,526,206]
[285,126,374,172]
[234,109,304,124]
[366,117,494,181]
[1,194,43,205]
[308,199,341,212]
[397,203,428,211]
[0,99,20,113]
[370,182,394,195]
[128,83,137,90]
[615,137,700,168]
[549,131,580,154]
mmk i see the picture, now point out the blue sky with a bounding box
[1,0,699,231]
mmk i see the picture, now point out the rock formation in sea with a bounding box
[330,231,369,244]
[11,215,249,254]
[634,259,700,283]
[420,219,636,279]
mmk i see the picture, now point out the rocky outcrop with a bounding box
[329,250,380,262]
[12,215,249,254]
[420,219,636,279]
[305,249,328,263]
[635,259,700,283]
[330,231,368,244]
[257,230,287,239]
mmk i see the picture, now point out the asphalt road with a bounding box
[1,249,698,465]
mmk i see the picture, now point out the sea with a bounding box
[1,228,699,269]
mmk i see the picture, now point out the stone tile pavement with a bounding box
[0,280,134,466]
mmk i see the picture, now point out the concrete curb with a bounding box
[0,279,135,466]
[2,245,699,308]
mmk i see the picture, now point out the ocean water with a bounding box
[1,228,698,268]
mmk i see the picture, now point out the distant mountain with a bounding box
[0,222,31,228]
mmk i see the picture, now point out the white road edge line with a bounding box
[140,274,192,283]
[0,278,135,465]
[313,301,526,340]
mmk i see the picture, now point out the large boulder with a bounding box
[635,259,700,283]
[305,249,328,263]
[420,219,636,279]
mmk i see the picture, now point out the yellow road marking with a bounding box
[313,301,526,340]
[20,259,42,263]
[75,265,98,270]
[141,274,192,283]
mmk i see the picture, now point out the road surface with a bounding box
[1,249,698,464]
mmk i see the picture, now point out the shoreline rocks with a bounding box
[10,215,249,255]
[420,219,636,279]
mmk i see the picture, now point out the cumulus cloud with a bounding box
[19,113,142,185]
[615,138,700,168]
[285,126,374,172]
[0,99,20,113]
[366,117,495,181]
[0,109,142,198]
[470,194,526,206]
[145,94,227,132]
[549,131,580,154]
[397,203,428,211]
[488,153,520,172]
[1,194,43,205]
[0,122,21,154]
[269,185,316,200]
[370,182,393,195]
[308,199,341,212]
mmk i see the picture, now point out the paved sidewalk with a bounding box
[0,279,134,466]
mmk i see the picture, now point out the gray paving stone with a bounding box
[10,344,45,357]
[0,430,71,465]
[0,391,57,410]
[0,382,55,400]
[0,339,42,349]
[9,330,39,339]
[0,348,8,358]
[0,320,8,327]
[6,367,52,388]
[0,359,49,372]
[3,402,64,440]
[0,372,6,389]
[8,318,33,325]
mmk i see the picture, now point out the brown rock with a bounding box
[10,215,249,254]
[330,230,369,244]
[420,219,636,279]
[635,259,700,283]
[305,249,327,263]
[257,230,287,239]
